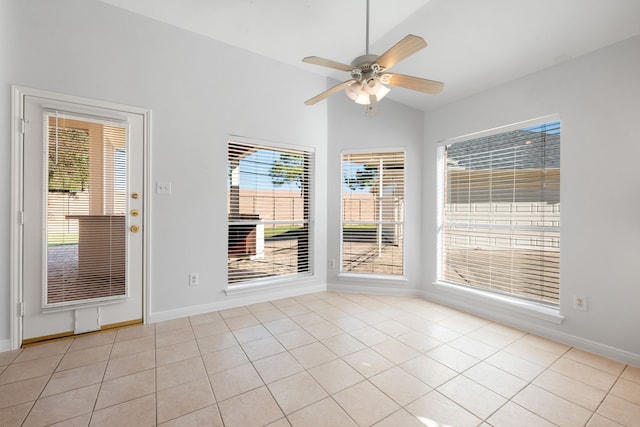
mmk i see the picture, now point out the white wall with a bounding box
[422,35,640,363]
[3,0,638,365]
[1,0,328,346]
[326,89,425,293]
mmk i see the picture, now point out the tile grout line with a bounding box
[586,361,630,426]
[2,292,638,426]
[18,336,72,426]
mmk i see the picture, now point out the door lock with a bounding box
[130,225,140,233]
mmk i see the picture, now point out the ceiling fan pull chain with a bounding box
[366,94,378,117]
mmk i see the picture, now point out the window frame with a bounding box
[435,116,561,316]
[339,148,407,281]
[226,137,314,292]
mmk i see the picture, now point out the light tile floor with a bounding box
[1,292,639,426]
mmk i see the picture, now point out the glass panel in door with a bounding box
[46,115,128,306]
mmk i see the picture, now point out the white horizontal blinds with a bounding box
[46,114,128,306]
[228,141,312,284]
[441,121,560,307]
[342,151,405,276]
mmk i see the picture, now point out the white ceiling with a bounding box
[99,0,640,112]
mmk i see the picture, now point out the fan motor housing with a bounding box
[351,54,379,70]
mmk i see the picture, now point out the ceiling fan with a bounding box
[302,0,444,114]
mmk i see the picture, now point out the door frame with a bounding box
[10,85,152,350]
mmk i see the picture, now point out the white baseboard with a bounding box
[0,339,11,353]
[149,283,327,324]
[421,290,640,367]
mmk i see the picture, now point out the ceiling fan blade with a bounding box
[305,79,358,105]
[386,73,444,94]
[375,35,427,69]
[302,56,353,72]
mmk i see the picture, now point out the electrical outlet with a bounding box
[573,295,588,311]
[156,181,172,194]
[329,259,336,268]
[189,273,199,286]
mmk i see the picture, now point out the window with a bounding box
[46,115,128,305]
[437,120,560,308]
[227,140,313,285]
[341,150,405,277]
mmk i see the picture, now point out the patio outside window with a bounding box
[227,140,313,285]
[341,150,405,278]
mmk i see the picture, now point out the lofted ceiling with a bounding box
[99,0,640,112]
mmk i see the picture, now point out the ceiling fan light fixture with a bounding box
[354,86,371,105]
[363,75,381,94]
[344,82,371,104]
[347,80,390,105]
[375,84,391,101]
[345,83,361,101]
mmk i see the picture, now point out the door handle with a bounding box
[130,209,140,217]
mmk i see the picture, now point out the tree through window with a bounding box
[227,140,313,285]
[341,151,405,277]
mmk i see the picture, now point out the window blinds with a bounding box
[227,141,313,284]
[342,151,405,276]
[438,121,560,307]
[46,114,128,306]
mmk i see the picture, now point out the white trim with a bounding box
[10,85,152,350]
[432,281,563,324]
[435,118,561,313]
[340,146,408,155]
[328,282,421,298]
[152,283,326,323]
[226,138,314,287]
[13,86,151,116]
[340,148,407,279]
[337,273,408,282]
[40,297,126,314]
[228,134,316,154]
[142,109,152,333]
[225,274,317,296]
[436,114,561,146]
[10,87,25,350]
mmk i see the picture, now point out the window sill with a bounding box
[225,274,315,296]
[432,280,564,324]
[338,273,408,283]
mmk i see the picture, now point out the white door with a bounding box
[21,94,145,343]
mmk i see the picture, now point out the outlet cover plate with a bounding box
[189,273,199,286]
[156,181,172,194]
